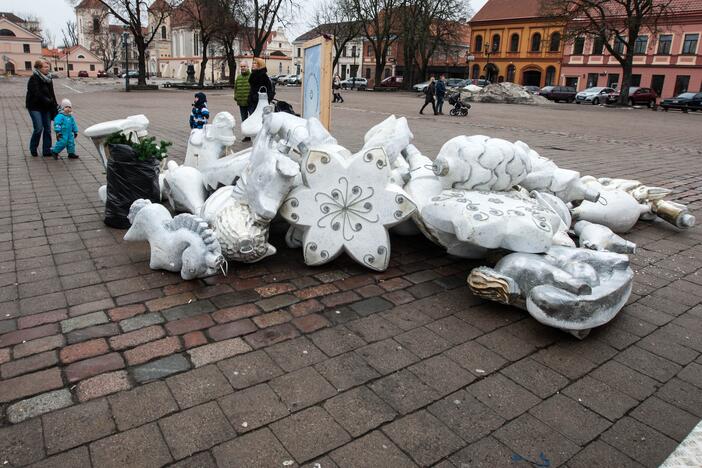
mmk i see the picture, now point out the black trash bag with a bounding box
[104,143,160,229]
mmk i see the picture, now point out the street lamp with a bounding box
[464,48,474,81]
[122,31,130,91]
[483,44,494,82]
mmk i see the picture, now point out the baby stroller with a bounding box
[448,92,471,116]
[272,99,300,116]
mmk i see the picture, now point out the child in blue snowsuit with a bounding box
[51,98,79,159]
[189,92,210,129]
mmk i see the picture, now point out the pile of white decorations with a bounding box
[88,106,695,339]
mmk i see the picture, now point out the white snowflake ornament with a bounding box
[280,146,416,271]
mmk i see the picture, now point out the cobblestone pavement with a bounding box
[1,76,702,467]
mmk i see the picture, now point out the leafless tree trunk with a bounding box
[180,0,225,86]
[215,0,244,84]
[241,0,297,56]
[62,20,79,48]
[309,0,362,72]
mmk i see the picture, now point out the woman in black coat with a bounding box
[26,60,58,157]
[247,57,275,114]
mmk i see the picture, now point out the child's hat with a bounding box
[61,98,72,108]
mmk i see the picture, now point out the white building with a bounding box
[293,24,363,79]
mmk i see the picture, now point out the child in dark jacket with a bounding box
[51,98,79,160]
[189,92,210,129]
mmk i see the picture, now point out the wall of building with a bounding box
[0,20,42,76]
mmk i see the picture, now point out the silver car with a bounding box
[575,86,615,105]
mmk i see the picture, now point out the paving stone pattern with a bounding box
[1,78,701,466]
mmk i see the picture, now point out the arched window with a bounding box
[77,54,85,59]
[510,34,519,52]
[531,33,542,52]
[472,64,480,79]
[506,64,516,82]
[161,25,167,40]
[545,66,556,85]
[474,35,483,53]
[549,32,561,52]
[492,34,501,52]
[0,29,16,36]
[92,17,100,34]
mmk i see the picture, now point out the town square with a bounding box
[1,0,702,467]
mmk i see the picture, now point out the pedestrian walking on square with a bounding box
[26,60,58,157]
[436,74,447,115]
[234,62,251,141]
[419,76,437,115]
[332,74,344,103]
[51,99,79,160]
[189,92,210,130]
[247,57,275,115]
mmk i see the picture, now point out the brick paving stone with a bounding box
[210,290,260,309]
[120,312,165,332]
[271,406,351,463]
[0,323,59,347]
[408,354,475,395]
[321,290,361,308]
[165,314,215,335]
[383,410,464,467]
[308,325,366,356]
[468,373,541,420]
[357,338,419,374]
[109,381,179,431]
[529,393,611,445]
[26,447,91,468]
[502,319,562,348]
[159,401,236,460]
[428,390,505,444]
[345,314,403,344]
[476,328,538,361]
[567,440,645,468]
[109,325,165,350]
[256,293,299,312]
[89,423,173,468]
[265,336,327,372]
[270,366,336,411]
[124,336,181,366]
[65,351,125,382]
[1,350,58,378]
[211,303,260,323]
[314,351,380,391]
[68,297,115,318]
[213,427,295,468]
[450,436,516,468]
[614,345,682,383]
[183,330,208,348]
[162,300,216,322]
[381,306,432,330]
[638,330,699,365]
[6,389,73,423]
[383,290,415,305]
[589,360,660,401]
[563,375,638,421]
[324,386,397,437]
[218,383,289,433]
[289,298,324,318]
[108,304,146,321]
[76,370,131,401]
[60,310,108,333]
[43,398,116,454]
[17,309,68,329]
[244,322,300,349]
[0,419,45,466]
[166,365,233,409]
[355,284,384,297]
[66,323,120,344]
[60,337,109,363]
[0,367,63,403]
[677,361,702,388]
[369,369,439,414]
[656,377,702,418]
[132,353,192,383]
[394,326,451,359]
[167,452,217,468]
[217,349,284,389]
[426,315,482,345]
[493,413,580,468]
[378,277,411,291]
[500,358,570,399]
[330,431,417,467]
[207,318,257,341]
[292,313,330,333]
[255,282,296,298]
[630,396,698,442]
[323,306,361,326]
[188,337,252,367]
[146,292,196,312]
[601,417,677,468]
[349,297,394,316]
[445,340,507,377]
[532,343,598,380]
[295,283,339,300]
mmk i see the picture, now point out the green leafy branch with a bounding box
[106,132,172,161]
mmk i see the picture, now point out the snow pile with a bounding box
[466,82,553,105]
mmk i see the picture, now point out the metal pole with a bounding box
[123,32,130,92]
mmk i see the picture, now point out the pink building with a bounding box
[560,3,702,98]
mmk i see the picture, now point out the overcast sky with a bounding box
[3,0,488,47]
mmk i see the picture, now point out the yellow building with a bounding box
[468,0,564,87]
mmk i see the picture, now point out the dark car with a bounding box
[606,87,658,107]
[660,92,702,112]
[377,76,403,88]
[97,70,108,78]
[524,85,541,95]
[77,70,89,78]
[540,85,576,102]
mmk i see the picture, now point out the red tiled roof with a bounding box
[0,11,26,23]
[470,0,543,22]
[75,0,106,10]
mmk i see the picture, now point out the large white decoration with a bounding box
[262,109,337,158]
[571,177,649,233]
[361,115,413,165]
[241,90,270,137]
[521,151,600,203]
[280,146,416,271]
[125,199,224,280]
[184,112,237,169]
[162,161,208,214]
[574,221,636,254]
[85,114,150,167]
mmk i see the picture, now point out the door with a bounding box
[651,75,665,97]
[587,73,598,88]
[522,70,542,86]
[607,73,619,89]
[565,77,578,88]
[630,74,641,86]
[674,75,690,95]
[4,62,15,75]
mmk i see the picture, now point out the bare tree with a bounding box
[94,0,174,85]
[179,0,225,86]
[349,0,405,87]
[43,30,56,48]
[309,0,362,72]
[62,20,79,48]
[215,0,244,84]
[541,0,675,105]
[240,0,297,56]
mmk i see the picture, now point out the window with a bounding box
[351,46,356,57]
[613,36,625,55]
[573,37,584,55]
[93,17,100,33]
[531,33,541,52]
[77,54,85,59]
[651,74,665,96]
[549,32,561,52]
[194,33,199,56]
[510,34,519,52]
[161,25,166,40]
[631,74,641,86]
[471,64,480,79]
[474,35,483,53]
[342,47,347,57]
[506,64,516,82]
[367,45,372,55]
[365,67,370,79]
[607,73,619,89]
[674,75,690,94]
[23,44,30,53]
[633,35,648,54]
[90,64,95,71]
[587,73,598,87]
[545,66,556,85]
[296,48,301,57]
[492,34,500,52]
[0,29,16,36]
[682,34,698,54]
[68,64,74,71]
[657,34,672,55]
[592,36,605,55]
[24,61,32,70]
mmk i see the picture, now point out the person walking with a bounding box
[234,62,251,141]
[436,74,447,115]
[189,92,210,130]
[26,60,58,157]
[419,76,437,115]
[50,99,79,160]
[332,74,344,103]
[247,57,275,115]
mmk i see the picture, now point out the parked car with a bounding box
[605,87,658,107]
[120,70,139,78]
[524,85,541,95]
[467,79,491,87]
[284,74,301,85]
[270,74,284,83]
[445,78,464,88]
[660,92,702,112]
[540,85,576,102]
[575,86,615,105]
[97,70,109,78]
[412,80,430,92]
[377,76,403,88]
[340,77,368,90]
[77,70,89,78]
